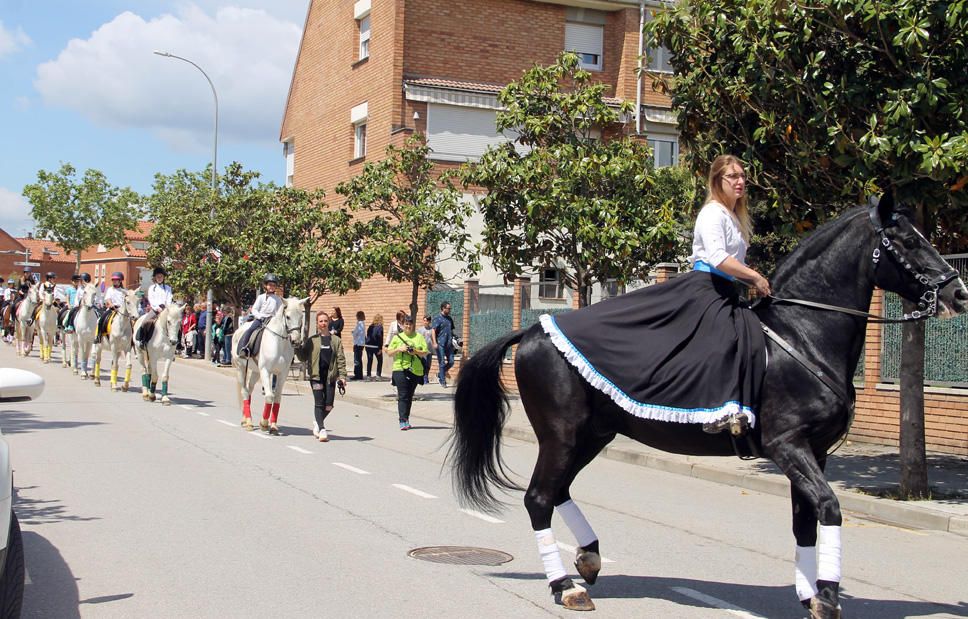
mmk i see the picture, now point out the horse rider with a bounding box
[59,274,82,333]
[18,266,34,290]
[237,273,282,357]
[1,279,15,341]
[136,267,173,348]
[96,272,127,343]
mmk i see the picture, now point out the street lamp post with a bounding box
[154,50,219,364]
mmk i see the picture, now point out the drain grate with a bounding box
[408,546,514,566]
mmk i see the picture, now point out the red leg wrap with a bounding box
[270,401,281,423]
[262,402,272,420]
[242,399,252,418]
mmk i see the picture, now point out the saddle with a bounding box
[58,307,71,329]
[32,305,42,322]
[138,318,157,345]
[241,325,266,358]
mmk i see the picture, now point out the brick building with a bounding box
[280,0,676,328]
[79,222,155,291]
[8,235,77,283]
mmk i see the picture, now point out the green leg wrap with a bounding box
[142,374,150,389]
[161,381,169,397]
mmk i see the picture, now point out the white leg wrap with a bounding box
[535,528,567,583]
[817,525,842,583]
[795,545,819,600]
[556,499,597,548]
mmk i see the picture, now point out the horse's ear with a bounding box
[300,297,310,306]
[877,189,896,223]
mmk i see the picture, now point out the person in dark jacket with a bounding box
[220,306,236,365]
[365,314,384,379]
[295,312,347,442]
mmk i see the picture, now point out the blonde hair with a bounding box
[706,155,752,242]
[373,314,384,326]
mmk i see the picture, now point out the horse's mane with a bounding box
[770,206,868,287]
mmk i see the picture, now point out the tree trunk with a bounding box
[409,278,420,323]
[74,251,82,276]
[899,312,928,498]
[899,202,930,499]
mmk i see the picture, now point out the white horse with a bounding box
[93,289,139,391]
[234,297,308,434]
[14,285,39,358]
[36,287,59,364]
[133,303,185,405]
[72,284,99,378]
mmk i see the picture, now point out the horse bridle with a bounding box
[264,308,304,343]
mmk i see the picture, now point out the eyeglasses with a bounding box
[723,173,747,182]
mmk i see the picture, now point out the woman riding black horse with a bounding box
[449,186,967,617]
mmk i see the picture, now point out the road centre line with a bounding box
[555,541,615,563]
[333,462,371,475]
[392,484,437,499]
[459,509,505,524]
[179,405,194,410]
[248,432,270,440]
[216,420,236,427]
[196,411,210,417]
[288,445,312,455]
[671,587,766,619]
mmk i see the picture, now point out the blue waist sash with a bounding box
[693,260,735,281]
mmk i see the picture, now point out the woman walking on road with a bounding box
[296,312,347,442]
[387,315,428,430]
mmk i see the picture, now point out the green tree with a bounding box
[463,52,689,307]
[147,163,263,308]
[336,134,477,321]
[648,0,968,497]
[248,186,372,331]
[23,163,141,272]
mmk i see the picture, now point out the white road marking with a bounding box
[288,446,312,455]
[196,411,209,417]
[333,462,371,475]
[460,509,505,524]
[24,569,31,585]
[249,432,270,440]
[216,420,236,427]
[671,587,766,618]
[555,541,615,563]
[179,404,193,410]
[392,484,437,499]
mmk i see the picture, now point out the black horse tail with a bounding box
[449,329,526,513]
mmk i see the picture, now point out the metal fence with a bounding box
[427,287,463,334]
[880,254,968,387]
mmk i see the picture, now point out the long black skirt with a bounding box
[540,271,766,426]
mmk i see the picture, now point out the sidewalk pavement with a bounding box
[182,356,968,537]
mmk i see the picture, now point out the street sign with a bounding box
[14,261,40,267]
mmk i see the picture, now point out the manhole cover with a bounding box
[408,546,514,566]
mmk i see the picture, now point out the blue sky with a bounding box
[0,0,309,236]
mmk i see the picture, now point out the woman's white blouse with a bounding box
[689,201,747,268]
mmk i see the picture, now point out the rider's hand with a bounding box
[754,274,772,297]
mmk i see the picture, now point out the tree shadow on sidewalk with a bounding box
[14,486,100,526]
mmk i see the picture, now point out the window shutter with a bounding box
[565,23,603,64]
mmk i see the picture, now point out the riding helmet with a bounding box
[153,267,167,278]
[263,273,280,285]
[46,272,56,279]
[82,273,91,283]
[6,278,14,284]
[71,274,81,282]
[111,271,124,281]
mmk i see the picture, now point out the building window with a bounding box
[354,123,367,159]
[647,44,673,73]
[284,140,295,186]
[603,279,625,299]
[539,268,564,299]
[565,8,606,71]
[648,138,679,168]
[359,15,371,60]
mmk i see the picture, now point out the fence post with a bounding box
[653,262,679,284]
[463,279,478,358]
[512,276,530,332]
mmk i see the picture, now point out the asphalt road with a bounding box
[3,345,967,618]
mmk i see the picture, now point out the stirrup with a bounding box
[703,413,750,436]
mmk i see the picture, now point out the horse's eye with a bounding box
[902,236,918,250]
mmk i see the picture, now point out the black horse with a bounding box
[449,195,967,617]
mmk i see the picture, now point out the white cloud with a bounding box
[34,5,301,149]
[0,187,35,237]
[0,20,31,59]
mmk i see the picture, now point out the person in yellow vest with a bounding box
[386,315,428,431]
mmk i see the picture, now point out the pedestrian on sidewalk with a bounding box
[351,310,365,380]
[365,314,384,379]
[417,314,437,385]
[296,311,347,442]
[431,301,456,387]
[220,306,235,365]
[387,315,428,430]
[329,306,344,337]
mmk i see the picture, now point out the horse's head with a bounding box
[26,284,40,304]
[870,193,968,319]
[122,289,141,317]
[80,284,97,308]
[282,297,310,346]
[165,302,185,346]
[40,287,54,308]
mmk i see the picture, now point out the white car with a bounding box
[0,367,44,617]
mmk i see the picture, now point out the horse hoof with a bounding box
[560,585,595,611]
[122,383,130,392]
[161,397,171,406]
[73,370,79,375]
[575,551,602,585]
[110,385,118,392]
[241,419,254,431]
[259,420,269,432]
[149,393,157,402]
[268,424,280,436]
[809,598,842,619]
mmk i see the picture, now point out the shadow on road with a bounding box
[487,572,968,618]
[0,410,105,435]
[22,530,81,619]
[14,486,100,525]
[170,397,216,408]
